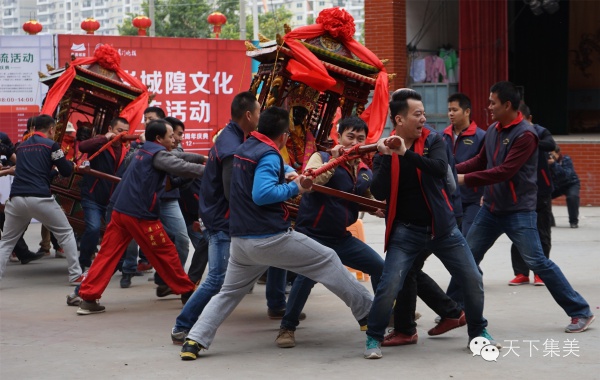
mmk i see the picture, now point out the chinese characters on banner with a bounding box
[0,35,54,144]
[57,35,252,155]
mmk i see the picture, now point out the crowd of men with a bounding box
[0,81,594,361]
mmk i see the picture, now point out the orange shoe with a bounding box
[508,274,529,286]
[533,274,545,286]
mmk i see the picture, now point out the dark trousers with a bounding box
[552,183,580,225]
[0,210,31,259]
[511,195,552,276]
[393,251,463,335]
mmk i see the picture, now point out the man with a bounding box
[275,116,384,348]
[451,81,594,333]
[153,116,193,297]
[364,88,492,360]
[0,115,83,284]
[78,117,130,272]
[443,93,486,237]
[509,103,556,286]
[76,119,205,314]
[171,92,287,344]
[549,145,580,228]
[179,107,373,360]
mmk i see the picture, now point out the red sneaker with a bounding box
[508,274,529,286]
[381,331,418,347]
[137,262,153,272]
[533,274,545,286]
[428,310,467,336]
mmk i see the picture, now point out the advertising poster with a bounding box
[0,35,55,144]
[56,35,252,155]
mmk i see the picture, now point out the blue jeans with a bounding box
[448,206,591,318]
[266,267,287,310]
[461,202,481,238]
[282,234,384,331]
[79,198,106,269]
[367,223,486,341]
[174,230,230,331]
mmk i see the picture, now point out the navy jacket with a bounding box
[483,120,538,213]
[11,132,73,198]
[199,121,245,233]
[295,151,372,239]
[443,121,486,204]
[79,139,128,206]
[532,124,555,197]
[112,142,167,219]
[550,154,579,190]
[229,134,290,237]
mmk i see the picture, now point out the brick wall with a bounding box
[364,0,406,91]
[553,141,600,206]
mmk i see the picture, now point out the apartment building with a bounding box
[0,0,143,35]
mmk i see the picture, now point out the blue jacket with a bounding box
[295,151,372,239]
[443,121,486,204]
[483,119,538,213]
[199,121,245,233]
[112,141,167,219]
[532,124,555,197]
[550,154,579,191]
[229,132,296,237]
[11,132,73,198]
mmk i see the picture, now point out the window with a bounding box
[296,15,302,21]
[319,1,325,5]
[296,2,302,7]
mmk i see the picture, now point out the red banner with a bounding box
[57,35,251,155]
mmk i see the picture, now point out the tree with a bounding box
[118,0,212,38]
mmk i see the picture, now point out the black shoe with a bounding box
[267,308,306,321]
[570,223,578,228]
[77,300,106,315]
[120,273,132,288]
[358,314,369,331]
[181,290,194,305]
[156,284,173,297]
[180,339,203,360]
[20,250,45,265]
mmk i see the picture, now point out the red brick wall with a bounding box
[552,142,600,206]
[364,0,407,91]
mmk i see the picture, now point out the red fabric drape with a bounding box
[283,8,389,144]
[459,0,508,130]
[40,45,148,130]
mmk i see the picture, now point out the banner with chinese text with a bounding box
[57,35,252,155]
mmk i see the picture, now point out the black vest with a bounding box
[533,124,553,197]
[80,144,127,206]
[483,120,538,213]
[113,141,167,220]
[229,135,290,236]
[295,152,372,239]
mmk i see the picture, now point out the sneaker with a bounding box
[77,299,106,315]
[9,252,19,262]
[120,273,132,288]
[180,339,204,361]
[570,223,578,228]
[382,330,418,346]
[54,248,66,258]
[20,250,45,265]
[137,262,153,273]
[508,274,530,286]
[434,315,441,324]
[66,292,82,306]
[533,274,545,286]
[70,271,87,286]
[156,284,173,297]
[428,310,467,336]
[38,249,51,257]
[565,315,595,333]
[364,336,383,359]
[171,327,189,345]
[267,308,306,321]
[415,311,422,321]
[468,328,502,349]
[275,328,296,348]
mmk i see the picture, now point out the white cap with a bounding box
[65,122,76,133]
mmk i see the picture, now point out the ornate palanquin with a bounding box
[38,46,146,234]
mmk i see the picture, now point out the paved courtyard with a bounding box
[1,206,599,379]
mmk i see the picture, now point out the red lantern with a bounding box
[207,12,227,39]
[23,20,43,35]
[81,18,100,35]
[132,15,152,36]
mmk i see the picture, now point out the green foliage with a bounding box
[117,0,292,41]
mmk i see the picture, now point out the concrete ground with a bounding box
[1,206,599,379]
